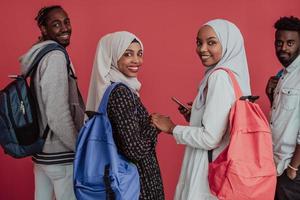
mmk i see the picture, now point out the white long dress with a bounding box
[173,71,235,200]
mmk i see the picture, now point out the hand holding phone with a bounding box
[171,97,189,110]
[171,97,191,122]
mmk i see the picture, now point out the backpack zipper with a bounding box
[5,90,17,130]
[15,80,29,124]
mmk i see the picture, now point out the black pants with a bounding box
[275,169,300,200]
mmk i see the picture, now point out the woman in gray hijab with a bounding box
[152,19,251,200]
[87,31,164,200]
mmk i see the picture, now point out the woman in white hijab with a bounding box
[86,31,164,200]
[152,19,251,199]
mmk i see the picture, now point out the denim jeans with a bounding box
[34,163,76,200]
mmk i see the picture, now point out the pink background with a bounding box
[0,0,299,199]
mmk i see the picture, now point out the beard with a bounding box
[277,48,300,67]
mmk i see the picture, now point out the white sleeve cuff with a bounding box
[173,125,188,144]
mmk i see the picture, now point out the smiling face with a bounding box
[117,42,143,77]
[275,30,300,67]
[40,8,72,47]
[196,25,223,67]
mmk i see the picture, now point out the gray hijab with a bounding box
[196,19,251,109]
[86,31,143,112]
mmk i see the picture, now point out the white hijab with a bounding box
[86,31,143,112]
[196,19,251,109]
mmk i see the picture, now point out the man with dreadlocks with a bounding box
[19,5,85,200]
[266,16,300,200]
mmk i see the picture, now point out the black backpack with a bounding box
[0,43,71,158]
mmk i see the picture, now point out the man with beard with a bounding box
[19,5,85,200]
[266,16,300,200]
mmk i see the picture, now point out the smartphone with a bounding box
[171,97,189,110]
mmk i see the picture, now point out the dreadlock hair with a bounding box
[274,16,300,33]
[35,5,63,27]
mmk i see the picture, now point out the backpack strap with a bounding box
[25,43,71,78]
[207,67,242,163]
[213,68,259,102]
[103,164,115,200]
[42,125,50,139]
[98,82,136,114]
[212,67,243,101]
[27,43,72,140]
[276,69,284,78]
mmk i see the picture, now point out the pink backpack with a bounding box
[208,68,276,200]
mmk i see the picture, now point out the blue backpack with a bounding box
[74,82,140,200]
[0,43,71,158]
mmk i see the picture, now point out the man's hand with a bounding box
[265,76,279,104]
[287,166,297,180]
[287,145,300,180]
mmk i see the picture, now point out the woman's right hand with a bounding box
[178,102,192,122]
[151,114,176,134]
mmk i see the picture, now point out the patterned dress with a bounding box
[107,85,165,200]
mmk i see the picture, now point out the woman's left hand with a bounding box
[151,113,176,134]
